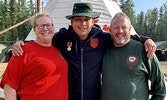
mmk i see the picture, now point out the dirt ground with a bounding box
[160,61,167,73]
[0,63,7,77]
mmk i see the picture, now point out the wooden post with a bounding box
[0,15,36,35]
[37,0,42,13]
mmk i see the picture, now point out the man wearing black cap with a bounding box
[12,2,156,100]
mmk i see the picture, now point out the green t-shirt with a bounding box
[101,39,166,100]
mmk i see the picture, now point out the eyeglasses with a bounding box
[35,24,53,29]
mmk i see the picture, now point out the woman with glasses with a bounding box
[0,13,68,100]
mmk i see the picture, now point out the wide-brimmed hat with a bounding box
[65,2,100,19]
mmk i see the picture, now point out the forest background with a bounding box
[0,0,167,46]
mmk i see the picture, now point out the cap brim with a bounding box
[65,13,100,19]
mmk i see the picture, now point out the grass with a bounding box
[160,61,167,73]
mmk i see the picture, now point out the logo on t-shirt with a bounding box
[90,38,98,48]
[126,55,138,69]
[58,54,65,59]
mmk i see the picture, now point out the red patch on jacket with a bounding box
[90,38,98,48]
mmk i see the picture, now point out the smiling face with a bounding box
[34,16,54,45]
[110,16,131,47]
[71,16,94,40]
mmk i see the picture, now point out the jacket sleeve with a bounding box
[147,55,166,100]
[52,33,58,48]
[52,32,62,49]
[131,34,149,44]
[52,28,68,49]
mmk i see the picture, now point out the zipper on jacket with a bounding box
[81,48,84,100]
[80,28,100,100]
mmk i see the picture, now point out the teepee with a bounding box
[25,0,136,40]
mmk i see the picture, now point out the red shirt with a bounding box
[0,42,68,100]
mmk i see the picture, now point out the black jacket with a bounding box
[52,25,148,100]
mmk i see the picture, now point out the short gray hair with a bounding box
[110,12,131,29]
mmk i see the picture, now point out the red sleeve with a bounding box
[0,55,25,90]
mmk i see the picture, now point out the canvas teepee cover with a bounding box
[25,0,136,40]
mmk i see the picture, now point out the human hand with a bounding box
[144,39,156,58]
[12,40,24,56]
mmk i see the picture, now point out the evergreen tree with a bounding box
[150,8,158,41]
[0,0,36,45]
[9,0,18,44]
[135,11,145,35]
[120,0,135,26]
[162,9,167,41]
[143,14,148,37]
[2,0,11,44]
[27,0,36,16]
[157,6,164,41]
[145,9,158,41]
[133,1,167,41]
[0,0,3,42]
[17,0,31,40]
[144,10,151,38]
[0,1,2,30]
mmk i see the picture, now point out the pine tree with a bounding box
[17,0,31,40]
[144,10,151,38]
[157,6,164,41]
[150,8,158,41]
[162,8,167,41]
[2,0,11,44]
[0,0,3,42]
[135,11,145,35]
[0,0,36,45]
[120,0,135,26]
[0,1,2,30]
[9,0,18,44]
[143,14,148,37]
[28,0,36,16]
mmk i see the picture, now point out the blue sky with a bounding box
[42,0,49,5]
[132,0,166,14]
